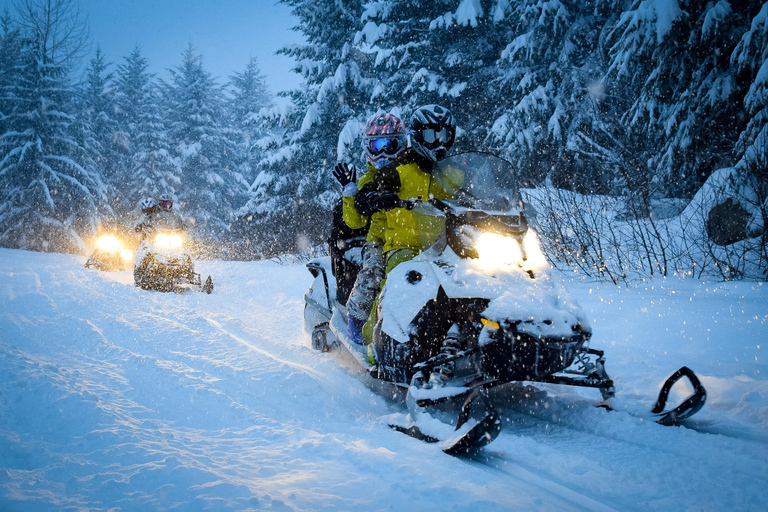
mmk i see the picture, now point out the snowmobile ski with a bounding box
[387,373,502,456]
[389,389,501,456]
[598,366,707,426]
[651,366,707,426]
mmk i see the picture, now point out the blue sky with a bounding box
[75,0,305,98]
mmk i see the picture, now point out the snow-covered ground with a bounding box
[1,247,767,511]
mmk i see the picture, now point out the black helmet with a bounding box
[409,104,456,162]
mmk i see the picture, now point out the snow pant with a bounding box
[362,247,421,360]
[346,242,385,324]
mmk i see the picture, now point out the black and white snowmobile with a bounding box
[304,152,706,455]
[134,228,213,294]
[85,230,134,271]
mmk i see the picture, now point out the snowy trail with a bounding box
[1,248,767,511]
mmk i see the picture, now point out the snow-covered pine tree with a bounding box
[113,46,179,215]
[0,1,106,253]
[77,48,124,203]
[162,45,245,237]
[236,0,372,256]
[733,1,768,179]
[731,1,768,250]
[229,57,273,136]
[485,0,622,191]
[604,0,753,199]
[228,57,273,196]
[0,11,24,135]
[355,0,515,149]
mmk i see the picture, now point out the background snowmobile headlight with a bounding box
[95,234,122,253]
[155,233,183,248]
[120,249,134,262]
[473,232,523,271]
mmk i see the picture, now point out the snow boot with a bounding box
[348,316,366,345]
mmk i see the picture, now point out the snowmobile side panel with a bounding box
[328,308,373,370]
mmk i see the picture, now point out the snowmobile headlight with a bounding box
[95,234,122,253]
[121,249,134,262]
[473,232,523,271]
[155,233,183,248]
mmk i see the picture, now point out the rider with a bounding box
[135,197,158,240]
[355,104,459,271]
[152,194,185,231]
[135,194,185,241]
[332,112,408,345]
[352,105,460,348]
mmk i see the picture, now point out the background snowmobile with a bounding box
[134,227,213,293]
[304,152,706,455]
[85,225,134,271]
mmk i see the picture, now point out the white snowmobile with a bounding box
[304,152,706,455]
[134,228,213,294]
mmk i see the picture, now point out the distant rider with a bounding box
[135,197,158,240]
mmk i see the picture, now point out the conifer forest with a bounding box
[1,0,766,280]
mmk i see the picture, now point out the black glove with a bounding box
[332,162,357,188]
[400,197,421,210]
[359,191,413,214]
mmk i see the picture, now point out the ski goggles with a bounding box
[367,137,403,156]
[159,200,173,209]
[417,125,454,149]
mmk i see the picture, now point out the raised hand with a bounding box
[332,162,357,188]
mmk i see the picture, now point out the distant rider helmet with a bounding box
[362,113,407,169]
[158,194,173,211]
[140,197,157,215]
[409,104,456,162]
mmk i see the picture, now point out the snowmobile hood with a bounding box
[380,247,590,343]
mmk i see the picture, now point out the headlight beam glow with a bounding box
[155,233,183,249]
[95,234,122,253]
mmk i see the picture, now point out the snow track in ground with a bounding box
[1,248,767,510]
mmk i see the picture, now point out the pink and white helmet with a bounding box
[362,113,407,169]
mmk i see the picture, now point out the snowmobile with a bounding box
[134,228,213,294]
[85,231,134,271]
[304,152,706,455]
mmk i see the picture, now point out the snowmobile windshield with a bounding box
[434,152,523,213]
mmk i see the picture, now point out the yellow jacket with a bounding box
[342,164,386,245]
[352,155,463,254]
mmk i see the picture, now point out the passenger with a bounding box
[333,113,408,344]
[353,105,460,348]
